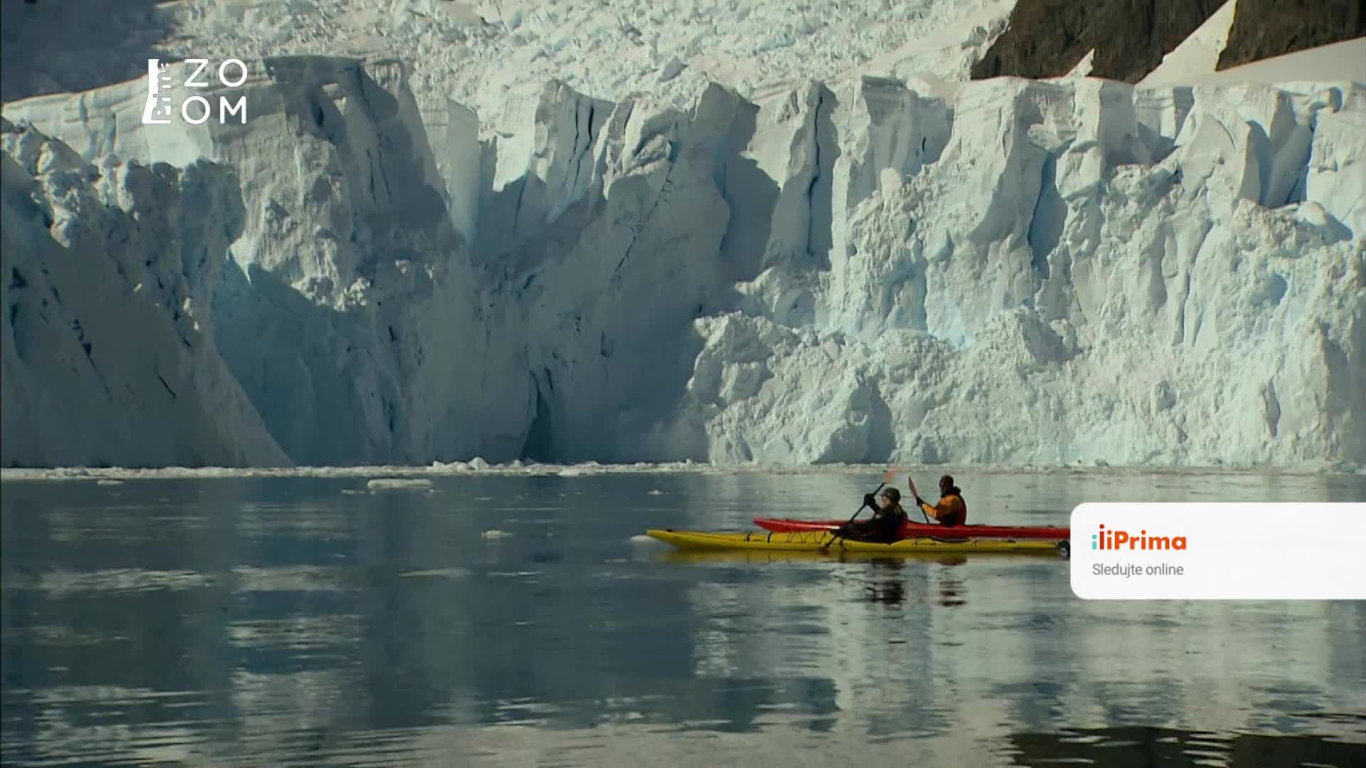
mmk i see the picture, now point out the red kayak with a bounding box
[753,517,1070,541]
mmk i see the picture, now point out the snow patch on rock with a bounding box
[1139,0,1240,88]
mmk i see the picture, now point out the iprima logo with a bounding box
[142,59,249,126]
[1091,524,1187,551]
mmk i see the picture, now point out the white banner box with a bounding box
[1070,502,1366,600]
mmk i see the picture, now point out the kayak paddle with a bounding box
[908,476,932,524]
[822,467,899,551]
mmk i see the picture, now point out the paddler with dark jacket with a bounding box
[910,474,967,527]
[836,487,908,543]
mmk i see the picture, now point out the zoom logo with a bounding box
[142,58,249,126]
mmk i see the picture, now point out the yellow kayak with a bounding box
[646,528,1068,556]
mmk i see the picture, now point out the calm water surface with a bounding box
[2,469,1364,767]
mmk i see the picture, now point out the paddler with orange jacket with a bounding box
[910,474,967,527]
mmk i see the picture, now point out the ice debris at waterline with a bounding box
[4,463,1356,484]
[366,478,435,490]
[2,48,1363,470]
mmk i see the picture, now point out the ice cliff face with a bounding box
[655,77,1365,467]
[1,118,286,466]
[3,57,528,466]
[3,48,1363,468]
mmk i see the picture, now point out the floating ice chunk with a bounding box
[367,478,434,490]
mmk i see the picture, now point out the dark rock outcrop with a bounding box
[1217,0,1366,69]
[971,0,1363,84]
[971,0,1224,83]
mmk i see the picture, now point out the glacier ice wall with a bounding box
[654,78,1365,467]
[1,118,287,466]
[3,57,530,466]
[2,57,1363,469]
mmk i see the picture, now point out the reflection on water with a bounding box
[860,558,969,607]
[1,470,1364,766]
[865,559,907,605]
[1006,725,1366,768]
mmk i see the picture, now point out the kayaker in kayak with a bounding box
[910,475,967,527]
[836,487,909,543]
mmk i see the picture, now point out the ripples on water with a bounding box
[2,469,1364,766]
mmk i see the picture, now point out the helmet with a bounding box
[880,487,901,503]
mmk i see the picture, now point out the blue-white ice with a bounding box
[1,2,1363,471]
